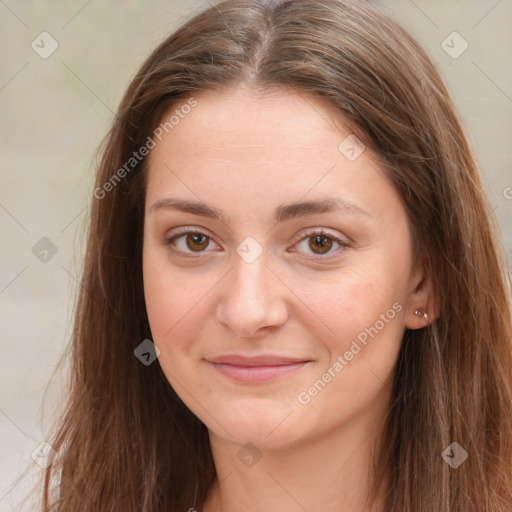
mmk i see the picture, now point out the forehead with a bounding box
[146,87,369,180]
[150,86,352,160]
[143,86,401,228]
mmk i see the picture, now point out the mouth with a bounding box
[205,355,312,383]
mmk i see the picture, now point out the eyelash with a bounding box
[164,227,351,261]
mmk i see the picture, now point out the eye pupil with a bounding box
[309,235,333,254]
[186,233,209,251]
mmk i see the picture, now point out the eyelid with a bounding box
[166,226,212,239]
[291,227,350,246]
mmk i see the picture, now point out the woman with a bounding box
[42,0,512,510]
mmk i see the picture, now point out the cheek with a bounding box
[294,264,404,353]
[143,233,212,321]
[294,273,405,423]
[142,249,213,356]
[143,259,213,400]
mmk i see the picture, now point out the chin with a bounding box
[205,400,307,450]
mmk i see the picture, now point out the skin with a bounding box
[142,86,435,512]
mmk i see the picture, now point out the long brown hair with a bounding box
[42,0,512,510]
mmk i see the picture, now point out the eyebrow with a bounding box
[148,197,370,223]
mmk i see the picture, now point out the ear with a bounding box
[404,260,440,329]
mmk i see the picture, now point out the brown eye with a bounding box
[308,234,334,254]
[165,230,216,256]
[185,232,210,252]
[292,229,349,259]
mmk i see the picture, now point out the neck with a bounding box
[202,407,390,512]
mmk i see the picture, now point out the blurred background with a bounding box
[0,1,511,509]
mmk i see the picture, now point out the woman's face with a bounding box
[143,87,427,450]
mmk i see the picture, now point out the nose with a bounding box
[215,251,289,338]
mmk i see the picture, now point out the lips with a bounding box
[207,355,309,366]
[205,355,312,383]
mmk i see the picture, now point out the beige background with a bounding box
[0,1,511,510]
